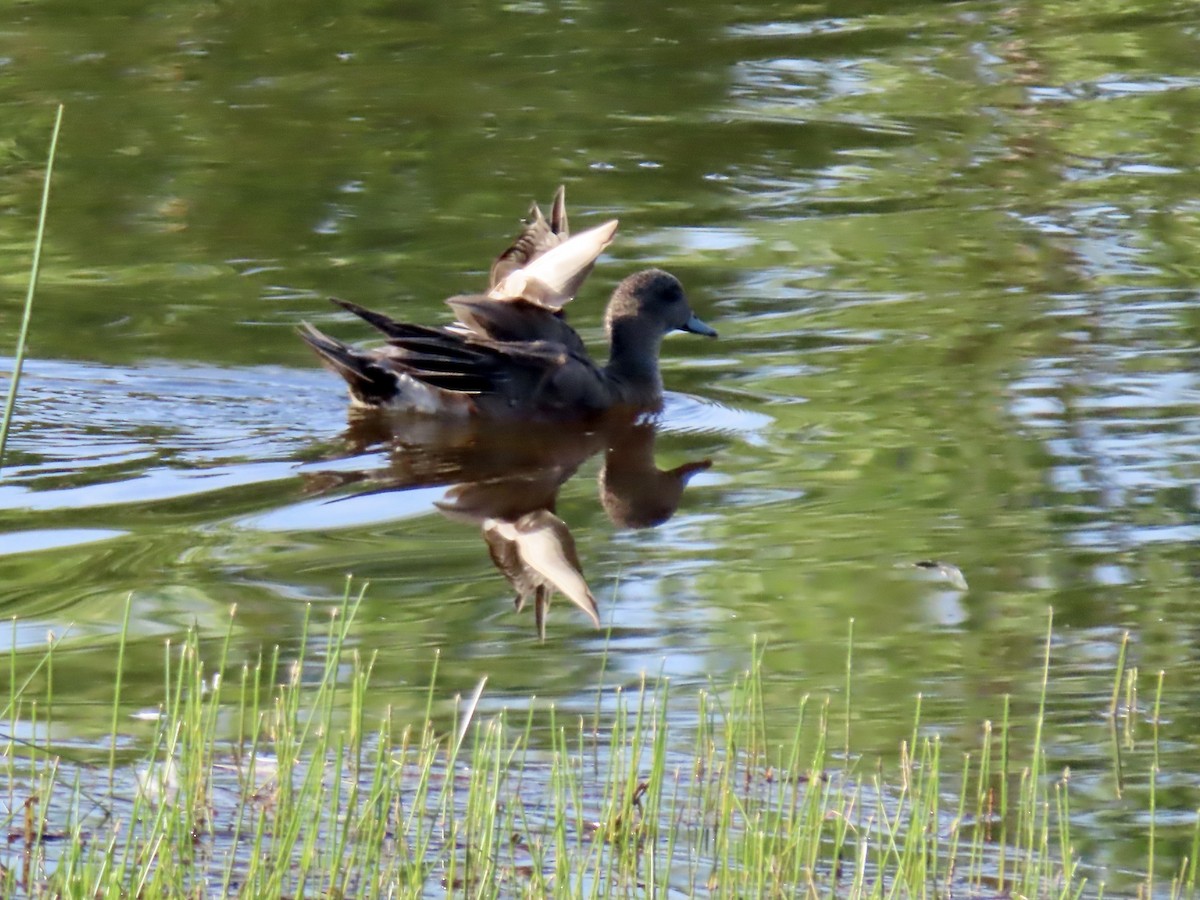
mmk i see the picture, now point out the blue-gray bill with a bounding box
[681,314,718,338]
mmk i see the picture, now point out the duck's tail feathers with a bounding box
[328,297,411,339]
[298,322,399,406]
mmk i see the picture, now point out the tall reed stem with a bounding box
[0,104,63,472]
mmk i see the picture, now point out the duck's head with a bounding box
[606,269,718,340]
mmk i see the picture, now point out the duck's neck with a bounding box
[604,317,664,405]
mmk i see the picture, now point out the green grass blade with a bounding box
[0,103,64,473]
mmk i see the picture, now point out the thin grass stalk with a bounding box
[686,687,712,894]
[750,637,768,771]
[1028,608,1053,845]
[107,594,134,795]
[1,626,67,731]
[970,719,993,890]
[895,735,932,892]
[595,684,622,888]
[1108,630,1129,719]
[441,702,463,895]
[617,678,645,888]
[659,759,685,897]
[184,631,211,855]
[783,694,809,891]
[872,772,896,899]
[1038,784,1052,893]
[1108,717,1125,804]
[492,714,515,889]
[0,104,63,472]
[876,700,918,889]
[202,605,237,774]
[328,656,371,891]
[126,683,180,892]
[928,735,942,890]
[845,617,854,762]
[520,765,548,897]
[224,652,269,897]
[799,699,830,883]
[485,715,508,889]
[999,693,1011,889]
[851,803,870,897]
[42,628,52,763]
[827,777,857,897]
[621,671,652,872]
[1059,770,1081,893]
[1186,809,1200,895]
[548,702,570,893]
[1124,666,1138,747]
[165,633,192,858]
[5,616,14,816]
[505,699,539,888]
[400,652,442,887]
[322,729,347,892]
[1014,608,1053,895]
[505,703,538,890]
[946,751,970,891]
[586,696,613,899]
[338,699,379,898]
[217,659,254,898]
[1149,669,1165,896]
[641,676,670,893]
[31,756,62,889]
[366,705,397,897]
[457,717,480,892]
[273,603,313,829]
[332,651,372,894]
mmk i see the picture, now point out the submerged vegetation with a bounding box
[0,589,1189,898]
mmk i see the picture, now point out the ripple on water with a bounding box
[1009,289,1200,554]
[0,528,127,557]
[660,391,774,440]
[237,484,448,532]
[0,358,341,514]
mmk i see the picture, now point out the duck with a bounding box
[299,187,717,420]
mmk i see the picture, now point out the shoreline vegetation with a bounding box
[0,590,1189,898]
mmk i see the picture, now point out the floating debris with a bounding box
[910,560,969,592]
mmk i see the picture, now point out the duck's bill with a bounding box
[680,314,718,338]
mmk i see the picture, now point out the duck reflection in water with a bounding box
[308,411,711,640]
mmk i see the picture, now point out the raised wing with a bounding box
[490,185,570,289]
[487,218,618,310]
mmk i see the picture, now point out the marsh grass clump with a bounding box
[0,594,1189,898]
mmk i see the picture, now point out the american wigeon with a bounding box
[300,188,717,420]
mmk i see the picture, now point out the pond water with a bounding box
[2,0,1200,890]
